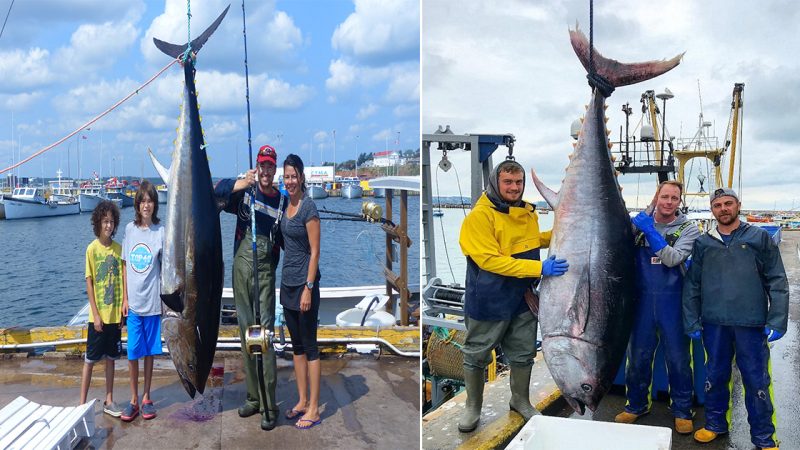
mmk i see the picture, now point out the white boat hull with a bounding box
[342,184,363,199]
[79,194,104,212]
[4,198,80,220]
[308,185,328,199]
[372,188,385,198]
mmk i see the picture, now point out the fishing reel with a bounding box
[361,201,383,223]
[244,325,274,356]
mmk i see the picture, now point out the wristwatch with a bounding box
[305,280,315,289]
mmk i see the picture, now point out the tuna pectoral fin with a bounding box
[569,24,683,88]
[161,292,184,313]
[153,5,230,59]
[567,265,591,335]
[148,148,170,186]
[530,168,558,209]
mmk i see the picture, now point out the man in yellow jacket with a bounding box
[458,159,568,432]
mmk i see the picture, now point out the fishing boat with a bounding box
[307,182,329,199]
[3,186,80,220]
[340,176,363,199]
[156,184,168,203]
[104,177,134,207]
[78,175,115,212]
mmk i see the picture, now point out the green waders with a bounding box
[233,234,278,422]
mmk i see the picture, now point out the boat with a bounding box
[3,186,80,220]
[433,209,444,217]
[307,182,328,199]
[372,187,386,198]
[156,184,168,203]
[48,169,78,204]
[104,177,134,207]
[78,177,114,212]
[340,176,363,199]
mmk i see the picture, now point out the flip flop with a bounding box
[285,408,305,420]
[295,418,321,430]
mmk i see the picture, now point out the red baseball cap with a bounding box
[257,144,277,165]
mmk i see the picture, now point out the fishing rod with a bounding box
[239,0,274,431]
[318,203,396,227]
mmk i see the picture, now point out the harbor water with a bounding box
[0,196,419,328]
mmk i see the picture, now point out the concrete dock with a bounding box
[0,351,420,449]
[423,231,800,449]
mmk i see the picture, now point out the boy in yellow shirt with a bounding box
[79,201,124,418]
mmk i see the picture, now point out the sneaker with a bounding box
[121,403,139,422]
[103,401,123,418]
[141,400,157,420]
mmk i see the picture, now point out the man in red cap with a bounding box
[214,144,286,431]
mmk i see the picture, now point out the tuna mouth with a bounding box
[564,396,587,415]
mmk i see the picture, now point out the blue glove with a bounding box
[764,327,784,342]
[542,255,569,277]
[632,211,667,252]
[688,330,702,340]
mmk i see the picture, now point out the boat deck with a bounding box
[0,351,419,449]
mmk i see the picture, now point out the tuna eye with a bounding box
[581,383,593,392]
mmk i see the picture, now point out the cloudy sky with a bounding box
[0,0,419,182]
[423,0,800,210]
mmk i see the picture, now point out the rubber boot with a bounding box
[508,365,537,421]
[458,367,485,432]
[261,410,277,431]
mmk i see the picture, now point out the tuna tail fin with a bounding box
[530,168,559,209]
[569,23,683,88]
[148,147,171,187]
[153,5,230,59]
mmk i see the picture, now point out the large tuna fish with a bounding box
[149,6,229,398]
[531,25,682,414]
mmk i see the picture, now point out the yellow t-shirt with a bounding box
[84,239,124,324]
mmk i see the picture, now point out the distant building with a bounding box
[372,150,404,167]
[275,165,334,183]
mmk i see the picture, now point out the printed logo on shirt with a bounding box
[650,256,662,265]
[129,243,154,273]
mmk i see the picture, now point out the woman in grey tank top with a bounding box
[279,154,322,429]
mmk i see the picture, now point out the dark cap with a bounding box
[257,145,277,165]
[710,187,739,204]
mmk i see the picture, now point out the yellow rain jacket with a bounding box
[460,193,551,320]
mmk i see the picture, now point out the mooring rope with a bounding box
[0,57,180,176]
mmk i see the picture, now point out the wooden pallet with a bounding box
[0,396,95,450]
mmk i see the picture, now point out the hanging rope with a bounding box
[586,0,614,97]
[0,57,180,176]
[182,0,192,62]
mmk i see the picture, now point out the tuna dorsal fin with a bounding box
[569,24,683,89]
[153,5,230,59]
[148,147,171,187]
[568,256,591,335]
[530,168,559,209]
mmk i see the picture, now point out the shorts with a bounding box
[85,323,122,363]
[126,311,163,360]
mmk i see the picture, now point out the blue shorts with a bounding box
[126,311,163,360]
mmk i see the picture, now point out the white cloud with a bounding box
[332,0,419,65]
[357,103,379,120]
[393,103,418,118]
[325,59,358,91]
[314,131,328,142]
[1,92,46,110]
[55,20,139,73]
[252,76,315,110]
[0,48,53,91]
[386,68,419,103]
